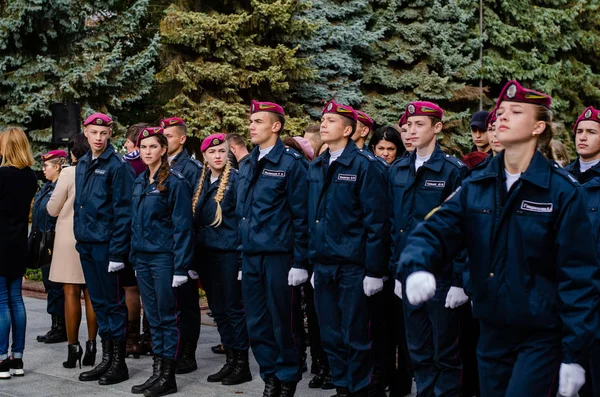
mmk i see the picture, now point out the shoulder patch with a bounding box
[553,165,580,186]
[112,152,126,164]
[191,159,203,169]
[169,169,186,180]
[357,150,376,161]
[284,148,304,160]
[443,154,466,169]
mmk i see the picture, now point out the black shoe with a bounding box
[0,359,10,379]
[309,373,325,388]
[321,372,335,390]
[132,355,163,394]
[175,341,197,374]
[79,340,113,381]
[310,359,320,375]
[207,349,234,382]
[9,358,24,377]
[221,349,252,385]
[262,375,281,397]
[211,343,225,354]
[82,340,96,366]
[37,315,58,342]
[98,340,129,385]
[143,357,177,397]
[280,382,297,397]
[331,387,351,397]
[45,317,67,344]
[63,343,83,369]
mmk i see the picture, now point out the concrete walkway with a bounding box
[1,296,416,396]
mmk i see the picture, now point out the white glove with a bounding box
[559,363,586,397]
[394,280,402,299]
[363,276,384,297]
[237,271,242,281]
[172,275,188,288]
[405,271,436,305]
[445,286,468,309]
[288,268,309,286]
[108,261,125,272]
[188,270,199,279]
[310,273,315,288]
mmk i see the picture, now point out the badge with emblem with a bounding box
[96,118,103,125]
[507,84,517,99]
[160,121,166,128]
[585,109,592,119]
[212,138,220,145]
[143,130,149,137]
[327,103,333,111]
[407,104,416,114]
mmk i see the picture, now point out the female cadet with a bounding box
[191,134,251,386]
[129,127,193,397]
[400,81,600,397]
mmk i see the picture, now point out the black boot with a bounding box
[37,315,57,342]
[82,340,96,366]
[143,357,177,397]
[262,375,280,397]
[175,341,197,374]
[331,387,351,397]
[280,382,297,397]
[63,343,83,369]
[79,340,113,381]
[309,365,327,388]
[45,316,67,344]
[132,355,163,394]
[98,340,129,385]
[207,349,234,382]
[221,349,252,385]
[140,316,153,356]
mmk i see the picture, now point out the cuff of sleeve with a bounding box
[174,269,187,277]
[109,254,126,263]
[561,351,585,366]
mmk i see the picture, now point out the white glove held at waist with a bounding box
[405,271,436,305]
[559,363,585,397]
[172,275,188,288]
[445,286,468,309]
[108,261,125,272]
[288,268,309,286]
[363,276,384,297]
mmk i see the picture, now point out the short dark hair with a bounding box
[68,133,90,161]
[271,113,285,135]
[226,133,246,147]
[342,118,357,137]
[369,126,405,158]
[304,124,320,135]
[428,117,442,127]
[126,123,150,143]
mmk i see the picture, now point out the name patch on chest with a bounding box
[424,180,445,188]
[263,169,286,178]
[94,169,106,175]
[338,174,357,182]
[520,200,553,213]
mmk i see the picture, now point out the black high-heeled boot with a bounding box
[63,343,83,369]
[82,340,96,366]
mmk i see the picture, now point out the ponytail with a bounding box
[156,154,170,192]
[191,162,209,216]
[210,161,232,228]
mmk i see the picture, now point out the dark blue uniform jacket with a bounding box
[170,149,203,190]
[32,181,57,232]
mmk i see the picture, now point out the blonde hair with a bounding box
[191,160,232,228]
[0,127,34,169]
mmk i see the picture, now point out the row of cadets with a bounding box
[191,133,252,386]
[389,101,469,396]
[129,127,193,396]
[308,100,390,397]
[399,80,600,397]
[236,100,309,397]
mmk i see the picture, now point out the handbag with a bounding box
[27,211,55,269]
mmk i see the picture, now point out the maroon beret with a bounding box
[398,112,407,127]
[41,150,67,162]
[405,101,444,120]
[496,80,551,109]
[160,117,185,129]
[485,108,497,128]
[573,106,600,134]
[322,100,358,122]
[356,110,374,130]
[201,133,227,152]
[136,127,164,147]
[250,100,285,116]
[84,113,113,127]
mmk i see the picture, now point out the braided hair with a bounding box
[191,160,232,228]
[191,162,209,216]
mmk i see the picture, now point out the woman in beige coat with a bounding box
[47,134,98,369]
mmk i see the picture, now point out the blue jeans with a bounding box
[0,276,27,360]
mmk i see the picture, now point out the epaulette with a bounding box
[442,154,466,169]
[552,163,580,186]
[284,148,304,160]
[169,169,186,180]
[112,152,126,164]
[357,149,377,162]
[191,159,203,169]
[375,157,390,169]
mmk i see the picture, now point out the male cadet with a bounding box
[160,116,202,374]
[75,113,134,385]
[398,112,414,156]
[308,100,389,397]
[237,100,309,397]
[388,102,468,397]
[226,133,250,167]
[353,110,374,151]
[470,110,491,153]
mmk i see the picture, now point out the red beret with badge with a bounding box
[84,113,113,127]
[405,101,444,120]
[201,133,227,152]
[398,112,407,127]
[496,80,552,109]
[41,150,68,162]
[573,106,600,134]
[136,127,164,147]
[356,110,374,131]
[250,100,285,116]
[160,117,185,129]
[485,108,497,128]
[322,100,358,122]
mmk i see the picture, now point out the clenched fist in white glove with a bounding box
[559,363,585,397]
[363,276,384,297]
[237,271,242,281]
[405,271,436,305]
[394,280,402,299]
[108,261,125,272]
[445,287,468,309]
[188,270,199,279]
[172,275,188,288]
[288,268,309,286]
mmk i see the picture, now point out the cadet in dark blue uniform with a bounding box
[75,113,134,385]
[398,112,414,156]
[353,110,374,151]
[401,81,600,397]
[33,150,67,345]
[237,100,309,397]
[129,127,193,397]
[565,106,600,397]
[160,117,202,374]
[308,100,389,397]
[191,134,251,386]
[389,101,468,397]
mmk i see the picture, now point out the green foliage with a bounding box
[24,268,42,281]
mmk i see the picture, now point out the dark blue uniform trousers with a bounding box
[199,250,248,351]
[314,263,371,393]
[173,275,200,351]
[41,265,64,317]
[134,253,181,360]
[242,253,302,383]
[76,243,127,341]
[477,322,561,397]
[403,282,462,397]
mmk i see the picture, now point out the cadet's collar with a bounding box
[98,144,116,161]
[262,138,286,163]
[408,144,444,172]
[335,140,359,167]
[172,149,190,163]
[471,151,552,188]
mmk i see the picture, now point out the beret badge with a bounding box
[507,84,517,99]
[585,109,593,119]
[96,118,103,125]
[407,104,416,114]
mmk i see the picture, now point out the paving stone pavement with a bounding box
[0,296,416,397]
